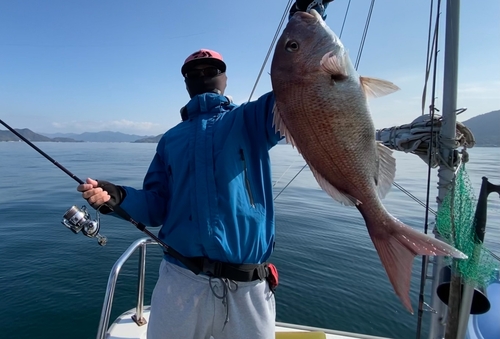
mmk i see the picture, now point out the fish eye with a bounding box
[285,40,299,52]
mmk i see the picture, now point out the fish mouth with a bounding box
[292,8,323,23]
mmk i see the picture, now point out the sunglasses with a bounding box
[184,66,222,79]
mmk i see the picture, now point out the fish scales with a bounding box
[270,9,466,313]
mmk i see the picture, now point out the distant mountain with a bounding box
[41,131,151,143]
[0,128,80,142]
[134,134,163,143]
[133,134,288,144]
[3,109,498,145]
[461,110,500,147]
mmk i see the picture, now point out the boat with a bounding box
[94,175,499,339]
[466,270,500,339]
[1,1,498,339]
[91,1,500,339]
[97,237,393,339]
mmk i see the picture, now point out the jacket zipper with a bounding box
[240,149,255,208]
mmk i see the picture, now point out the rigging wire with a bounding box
[247,0,294,102]
[393,182,437,215]
[266,1,448,223]
[270,0,445,218]
[273,159,299,188]
[416,1,442,338]
[484,247,500,262]
[265,3,499,335]
[420,0,439,116]
[274,0,376,201]
[338,0,352,38]
[354,0,376,70]
[274,165,308,201]
[266,1,445,216]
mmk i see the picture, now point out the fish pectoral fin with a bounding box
[272,102,298,149]
[309,163,360,206]
[360,77,400,99]
[375,142,396,199]
[320,51,348,77]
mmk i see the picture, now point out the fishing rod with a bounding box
[0,119,202,274]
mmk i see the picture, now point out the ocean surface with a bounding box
[0,142,498,339]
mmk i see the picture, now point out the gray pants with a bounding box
[147,259,276,339]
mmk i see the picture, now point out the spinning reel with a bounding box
[62,205,107,246]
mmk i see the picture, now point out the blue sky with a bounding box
[1,0,499,136]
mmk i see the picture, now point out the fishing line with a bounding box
[0,119,202,274]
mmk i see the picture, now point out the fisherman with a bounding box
[77,1,334,338]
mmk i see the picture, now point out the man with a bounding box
[78,2,334,338]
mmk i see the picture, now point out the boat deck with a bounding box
[106,307,393,339]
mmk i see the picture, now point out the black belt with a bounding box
[164,251,268,282]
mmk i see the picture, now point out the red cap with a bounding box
[181,49,227,76]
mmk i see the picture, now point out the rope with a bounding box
[209,276,238,329]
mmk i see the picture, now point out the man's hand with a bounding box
[290,0,334,19]
[77,178,125,213]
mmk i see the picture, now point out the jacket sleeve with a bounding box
[118,139,169,227]
[242,91,284,149]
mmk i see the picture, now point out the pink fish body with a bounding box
[270,10,466,313]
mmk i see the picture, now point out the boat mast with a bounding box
[428,0,461,338]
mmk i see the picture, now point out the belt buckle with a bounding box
[202,259,222,277]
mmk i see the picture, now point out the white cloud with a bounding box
[458,80,500,100]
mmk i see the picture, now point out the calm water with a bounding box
[0,142,498,339]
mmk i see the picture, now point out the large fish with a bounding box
[270,10,466,313]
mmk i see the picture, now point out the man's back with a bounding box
[120,92,281,265]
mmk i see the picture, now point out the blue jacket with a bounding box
[119,92,282,266]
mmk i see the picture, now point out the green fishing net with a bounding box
[435,165,499,286]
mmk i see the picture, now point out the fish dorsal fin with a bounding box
[360,77,400,99]
[272,102,298,148]
[308,162,361,206]
[374,142,396,199]
[320,51,348,76]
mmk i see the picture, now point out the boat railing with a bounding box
[96,237,157,339]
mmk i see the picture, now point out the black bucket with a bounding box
[436,265,491,315]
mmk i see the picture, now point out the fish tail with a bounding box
[368,216,466,314]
